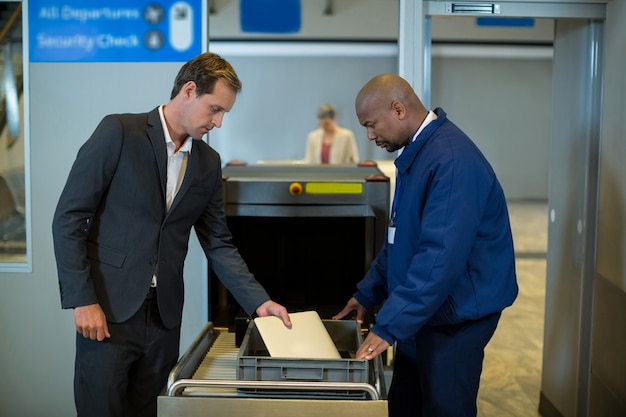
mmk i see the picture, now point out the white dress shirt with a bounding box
[152,105,193,287]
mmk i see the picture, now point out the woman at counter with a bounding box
[304,104,360,164]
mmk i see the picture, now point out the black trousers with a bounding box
[388,312,501,417]
[74,293,180,417]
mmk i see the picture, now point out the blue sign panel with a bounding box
[29,0,203,62]
[240,0,301,34]
[476,17,535,28]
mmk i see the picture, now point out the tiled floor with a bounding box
[477,201,548,416]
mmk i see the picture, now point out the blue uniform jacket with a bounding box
[355,108,518,344]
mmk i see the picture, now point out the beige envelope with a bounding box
[254,311,341,359]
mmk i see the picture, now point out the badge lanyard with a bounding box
[388,176,401,244]
[387,115,433,245]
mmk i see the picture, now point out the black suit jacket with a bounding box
[52,107,269,329]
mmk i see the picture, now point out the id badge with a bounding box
[388,226,396,244]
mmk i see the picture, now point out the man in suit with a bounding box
[52,52,292,417]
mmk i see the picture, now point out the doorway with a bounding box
[400,1,606,416]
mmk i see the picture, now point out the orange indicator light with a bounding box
[289,182,303,195]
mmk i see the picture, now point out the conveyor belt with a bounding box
[186,332,238,396]
[160,323,389,417]
[193,332,238,380]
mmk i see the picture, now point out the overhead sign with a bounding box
[240,0,301,34]
[29,0,203,62]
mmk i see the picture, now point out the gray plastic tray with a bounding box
[237,319,368,384]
